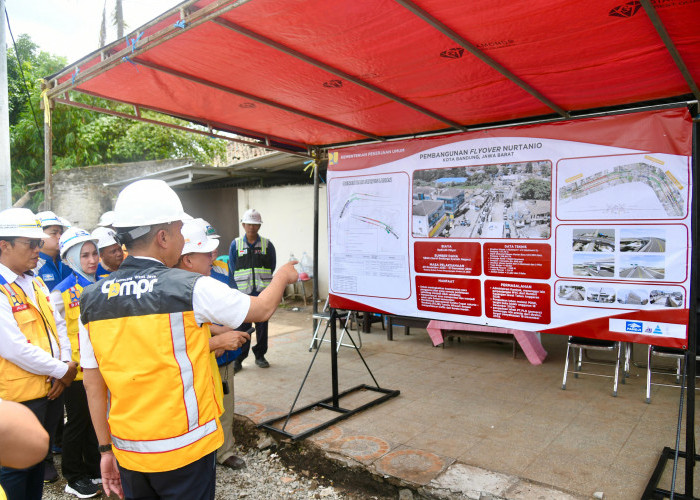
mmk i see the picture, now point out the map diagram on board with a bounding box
[557,154,688,220]
[329,173,410,299]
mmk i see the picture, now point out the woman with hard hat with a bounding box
[35,211,72,292]
[91,227,124,279]
[50,228,102,499]
[0,208,77,500]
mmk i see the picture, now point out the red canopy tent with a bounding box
[45,0,699,155]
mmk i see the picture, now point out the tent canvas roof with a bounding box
[46,0,700,156]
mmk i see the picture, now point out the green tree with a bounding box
[7,35,226,208]
[517,178,551,200]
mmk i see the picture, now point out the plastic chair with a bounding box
[309,299,361,352]
[562,336,621,396]
[645,346,700,403]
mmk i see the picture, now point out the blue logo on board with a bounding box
[653,325,663,335]
[625,321,643,333]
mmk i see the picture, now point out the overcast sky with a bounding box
[5,0,183,64]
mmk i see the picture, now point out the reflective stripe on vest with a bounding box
[169,312,199,431]
[80,257,224,472]
[233,236,273,294]
[0,275,60,402]
[113,418,218,454]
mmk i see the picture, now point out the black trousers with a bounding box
[0,396,61,500]
[118,451,216,500]
[61,381,100,483]
[237,321,268,361]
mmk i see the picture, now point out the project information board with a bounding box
[327,108,694,348]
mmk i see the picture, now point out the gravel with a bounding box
[41,447,390,500]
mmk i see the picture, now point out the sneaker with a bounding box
[91,478,102,485]
[65,478,101,498]
[43,460,59,483]
[255,357,270,368]
[233,360,242,373]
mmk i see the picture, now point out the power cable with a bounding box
[4,7,44,146]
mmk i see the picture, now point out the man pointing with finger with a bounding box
[79,180,298,500]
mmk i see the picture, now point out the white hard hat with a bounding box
[193,218,219,238]
[112,180,187,237]
[97,211,116,227]
[91,227,119,250]
[36,211,70,229]
[59,227,99,259]
[241,209,262,225]
[58,217,72,228]
[0,208,49,239]
[181,219,220,255]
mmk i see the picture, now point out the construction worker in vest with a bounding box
[35,211,72,292]
[0,208,78,500]
[78,180,298,500]
[91,227,124,279]
[228,209,276,373]
[51,228,103,498]
[176,219,248,471]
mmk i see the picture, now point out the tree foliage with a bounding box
[7,34,226,207]
[517,178,551,200]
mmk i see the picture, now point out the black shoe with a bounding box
[65,477,101,498]
[43,460,59,483]
[233,360,242,373]
[255,357,270,368]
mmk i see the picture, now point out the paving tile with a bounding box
[373,445,454,485]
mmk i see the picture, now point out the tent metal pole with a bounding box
[131,58,385,142]
[211,18,467,132]
[41,83,53,210]
[312,151,320,327]
[640,0,700,102]
[392,0,569,119]
[53,97,310,157]
[46,0,247,99]
[684,110,698,497]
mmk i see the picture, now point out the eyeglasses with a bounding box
[15,239,45,249]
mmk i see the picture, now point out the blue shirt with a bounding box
[36,252,73,292]
[95,263,112,280]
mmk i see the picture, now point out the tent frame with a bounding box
[39,0,700,493]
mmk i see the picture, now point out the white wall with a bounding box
[237,184,328,299]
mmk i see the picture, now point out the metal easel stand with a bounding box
[642,106,698,499]
[258,308,400,441]
[642,353,698,499]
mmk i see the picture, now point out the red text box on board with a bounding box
[484,280,551,324]
[483,243,551,279]
[414,241,481,275]
[415,275,482,316]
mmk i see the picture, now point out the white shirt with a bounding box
[0,262,70,380]
[79,257,251,369]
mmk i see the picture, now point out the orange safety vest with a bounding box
[80,257,223,472]
[55,274,90,382]
[0,275,60,403]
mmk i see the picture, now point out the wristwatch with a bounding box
[98,443,113,453]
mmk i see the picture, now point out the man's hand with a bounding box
[100,452,124,499]
[46,379,65,400]
[277,261,299,285]
[210,330,250,352]
[59,361,78,387]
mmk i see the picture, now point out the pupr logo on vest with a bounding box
[102,277,158,299]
